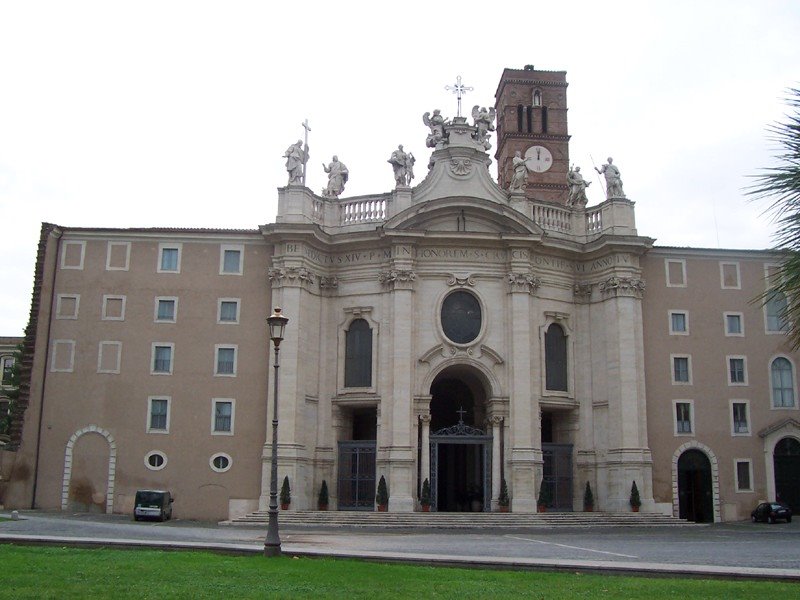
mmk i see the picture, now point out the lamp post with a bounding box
[264,307,288,557]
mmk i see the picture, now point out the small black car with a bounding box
[134,489,173,522]
[751,502,792,523]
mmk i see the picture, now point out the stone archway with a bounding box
[774,437,800,511]
[671,441,720,522]
[61,425,116,514]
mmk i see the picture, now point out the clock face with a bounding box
[524,145,553,173]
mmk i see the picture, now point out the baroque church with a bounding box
[1,66,799,522]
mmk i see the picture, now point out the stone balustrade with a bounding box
[277,185,636,239]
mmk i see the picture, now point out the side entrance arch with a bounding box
[61,425,117,514]
[774,437,800,511]
[677,448,714,522]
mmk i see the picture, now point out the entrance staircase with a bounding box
[227,510,694,529]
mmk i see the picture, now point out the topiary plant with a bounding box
[318,480,329,509]
[630,480,641,510]
[537,479,551,509]
[279,475,291,507]
[420,478,431,507]
[376,475,389,509]
[583,481,594,511]
[498,478,510,507]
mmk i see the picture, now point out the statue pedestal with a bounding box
[508,191,532,220]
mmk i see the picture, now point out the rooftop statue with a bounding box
[595,157,626,199]
[283,140,307,185]
[388,145,415,187]
[423,109,449,148]
[508,151,528,192]
[322,156,348,198]
[471,105,496,150]
[567,166,591,207]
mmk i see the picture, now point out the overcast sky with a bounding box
[1,1,798,336]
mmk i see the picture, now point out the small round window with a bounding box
[145,451,167,471]
[441,291,482,344]
[210,453,232,473]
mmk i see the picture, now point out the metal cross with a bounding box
[456,406,467,423]
[301,119,311,186]
[445,75,473,118]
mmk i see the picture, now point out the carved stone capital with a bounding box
[446,273,476,287]
[419,414,431,424]
[379,269,416,290]
[598,276,645,298]
[573,282,593,302]
[268,266,315,288]
[319,276,339,290]
[508,271,541,294]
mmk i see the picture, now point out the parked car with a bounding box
[134,489,173,522]
[751,502,792,524]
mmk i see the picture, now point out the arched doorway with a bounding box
[774,437,800,511]
[429,366,491,512]
[677,449,713,522]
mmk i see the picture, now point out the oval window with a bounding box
[441,291,482,344]
[145,451,167,471]
[210,453,232,473]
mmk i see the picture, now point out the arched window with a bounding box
[771,357,795,407]
[345,319,372,388]
[517,105,524,132]
[526,106,533,133]
[766,291,788,332]
[545,323,567,392]
[541,106,549,133]
[533,90,542,107]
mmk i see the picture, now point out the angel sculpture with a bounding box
[423,109,448,148]
[471,105,496,150]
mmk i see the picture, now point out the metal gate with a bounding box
[337,441,376,510]
[430,422,492,512]
[542,443,573,511]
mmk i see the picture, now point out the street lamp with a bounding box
[264,307,289,557]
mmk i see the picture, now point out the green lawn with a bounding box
[0,545,793,599]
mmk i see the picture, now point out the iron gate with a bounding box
[430,421,492,512]
[337,441,376,510]
[542,443,573,511]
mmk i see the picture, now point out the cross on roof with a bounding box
[445,75,473,118]
[456,406,467,424]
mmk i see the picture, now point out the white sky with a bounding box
[1,0,798,336]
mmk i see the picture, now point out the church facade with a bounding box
[2,67,798,522]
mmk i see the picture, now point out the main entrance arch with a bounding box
[774,437,800,511]
[428,365,492,512]
[677,449,714,522]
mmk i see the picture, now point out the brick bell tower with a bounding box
[494,66,570,205]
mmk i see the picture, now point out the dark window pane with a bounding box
[345,319,372,388]
[545,323,567,392]
[441,291,481,344]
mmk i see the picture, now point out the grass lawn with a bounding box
[0,544,794,599]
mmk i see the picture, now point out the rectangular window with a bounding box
[1,356,15,385]
[158,243,182,273]
[218,299,240,324]
[665,259,686,287]
[97,341,122,374]
[56,294,80,320]
[765,264,789,333]
[151,344,174,375]
[102,295,126,321]
[732,401,749,435]
[675,401,693,435]
[51,340,76,372]
[728,356,747,385]
[671,355,691,384]
[155,297,178,322]
[724,312,744,336]
[212,399,234,434]
[215,346,237,376]
[220,245,243,275]
[61,240,86,270]
[720,262,741,289]
[106,242,131,271]
[669,310,688,335]
[148,396,170,433]
[735,460,753,492]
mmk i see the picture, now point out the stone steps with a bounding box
[228,510,694,528]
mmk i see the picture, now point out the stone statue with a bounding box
[567,166,591,207]
[595,157,626,199]
[405,152,416,185]
[322,156,348,198]
[471,105,496,149]
[388,145,410,187]
[422,109,448,148]
[283,140,307,185]
[508,151,528,192]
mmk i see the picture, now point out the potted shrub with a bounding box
[318,480,329,511]
[629,480,641,512]
[376,475,389,512]
[583,481,594,512]
[498,478,510,513]
[279,475,291,510]
[420,478,431,512]
[537,479,551,513]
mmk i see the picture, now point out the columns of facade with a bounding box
[490,415,502,509]
[383,246,416,512]
[507,261,541,513]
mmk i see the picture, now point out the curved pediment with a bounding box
[383,196,544,236]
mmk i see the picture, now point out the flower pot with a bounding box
[537,505,546,513]
[378,504,388,512]
[280,503,289,511]
[318,504,328,511]
[584,506,594,512]
[421,505,430,512]
[499,505,509,513]
[631,505,639,512]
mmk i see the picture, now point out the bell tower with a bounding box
[494,66,570,204]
